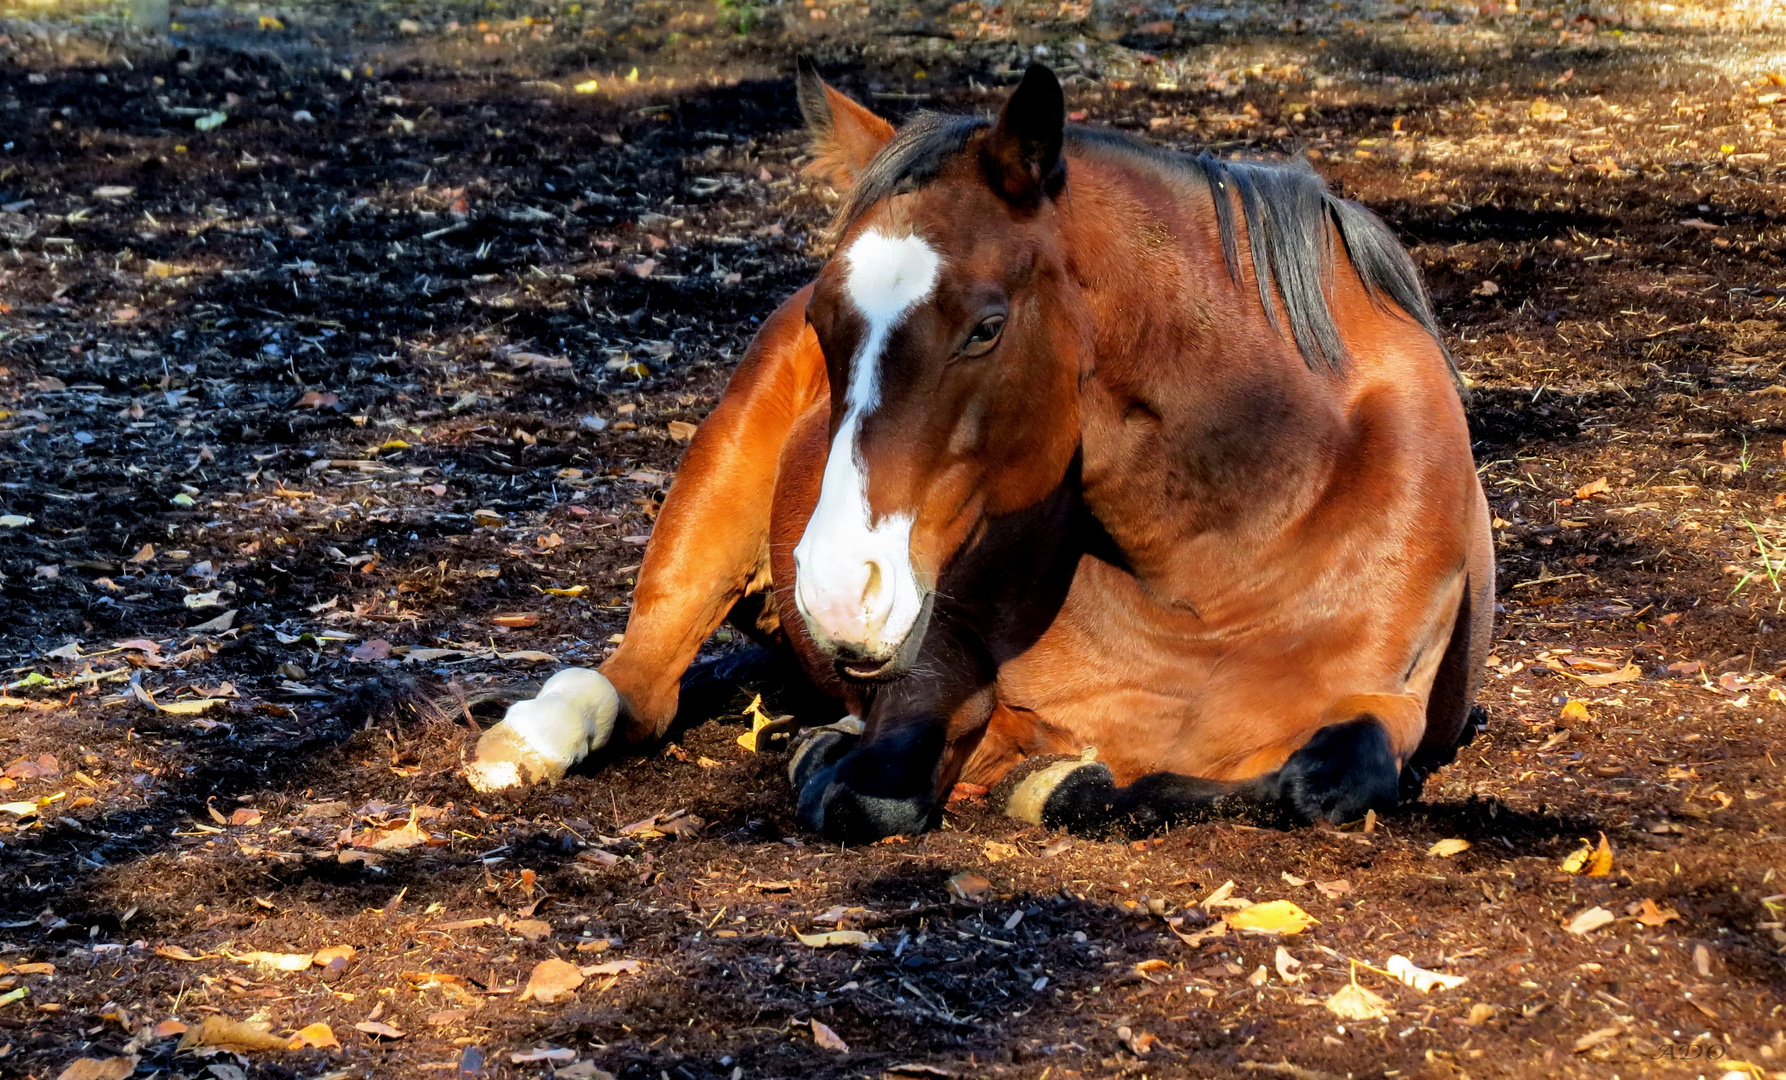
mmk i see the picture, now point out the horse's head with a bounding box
[791,64,1083,681]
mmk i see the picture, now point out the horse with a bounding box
[462,63,1494,844]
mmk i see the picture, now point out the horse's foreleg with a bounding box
[1006,693,1425,837]
[789,620,997,843]
[465,289,828,792]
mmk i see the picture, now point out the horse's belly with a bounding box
[988,554,1448,786]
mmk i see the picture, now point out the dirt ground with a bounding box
[2,0,1785,1077]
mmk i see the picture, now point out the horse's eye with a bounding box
[961,314,1005,358]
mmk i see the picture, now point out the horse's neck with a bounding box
[1059,154,1347,602]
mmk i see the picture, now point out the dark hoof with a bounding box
[794,725,944,844]
[1005,756,1116,832]
[1276,718,1400,824]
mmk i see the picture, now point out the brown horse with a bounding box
[464,64,1494,844]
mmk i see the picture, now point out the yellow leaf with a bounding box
[162,698,227,715]
[536,584,587,597]
[1560,699,1592,722]
[1573,477,1611,499]
[1561,839,1594,874]
[575,79,600,93]
[232,950,314,971]
[1428,838,1471,858]
[794,930,871,948]
[1225,900,1317,935]
[1324,980,1389,1020]
[378,439,412,451]
[288,1022,339,1050]
[258,14,284,29]
[735,694,772,752]
[1586,832,1613,876]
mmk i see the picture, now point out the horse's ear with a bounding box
[797,58,896,189]
[982,63,1066,205]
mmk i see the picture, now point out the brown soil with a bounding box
[1,2,1784,1079]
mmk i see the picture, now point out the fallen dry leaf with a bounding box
[1314,879,1352,899]
[232,951,314,972]
[491,613,540,628]
[1631,898,1683,927]
[1166,918,1228,947]
[1560,699,1592,722]
[511,1047,578,1064]
[1428,838,1472,858]
[1225,900,1317,935]
[1565,905,1616,935]
[1575,661,1641,687]
[580,959,642,977]
[520,958,585,1004]
[947,872,991,902]
[1386,954,1466,992]
[1562,833,1614,877]
[1572,1025,1623,1053]
[810,1019,849,1053]
[354,1020,406,1040]
[508,918,552,941]
[288,1022,339,1050]
[1324,979,1390,1020]
[667,420,698,442]
[154,944,209,962]
[177,1016,293,1053]
[795,930,871,948]
[54,1057,138,1080]
[1116,1025,1158,1055]
[1198,880,1249,910]
[735,694,775,752]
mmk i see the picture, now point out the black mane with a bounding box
[837,114,1446,372]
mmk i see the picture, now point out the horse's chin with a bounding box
[835,655,910,683]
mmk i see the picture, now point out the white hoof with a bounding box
[1005,746,1100,825]
[464,668,620,792]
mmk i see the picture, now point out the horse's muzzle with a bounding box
[823,590,936,684]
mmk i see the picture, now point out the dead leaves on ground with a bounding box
[177,1016,292,1053]
[1561,833,1615,876]
[54,1058,138,1080]
[520,956,642,1004]
[519,958,584,1004]
[809,1018,849,1053]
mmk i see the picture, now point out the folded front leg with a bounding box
[794,618,997,843]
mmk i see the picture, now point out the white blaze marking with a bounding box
[793,229,940,656]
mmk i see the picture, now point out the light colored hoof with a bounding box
[1005,747,1100,825]
[465,723,568,792]
[464,668,620,793]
